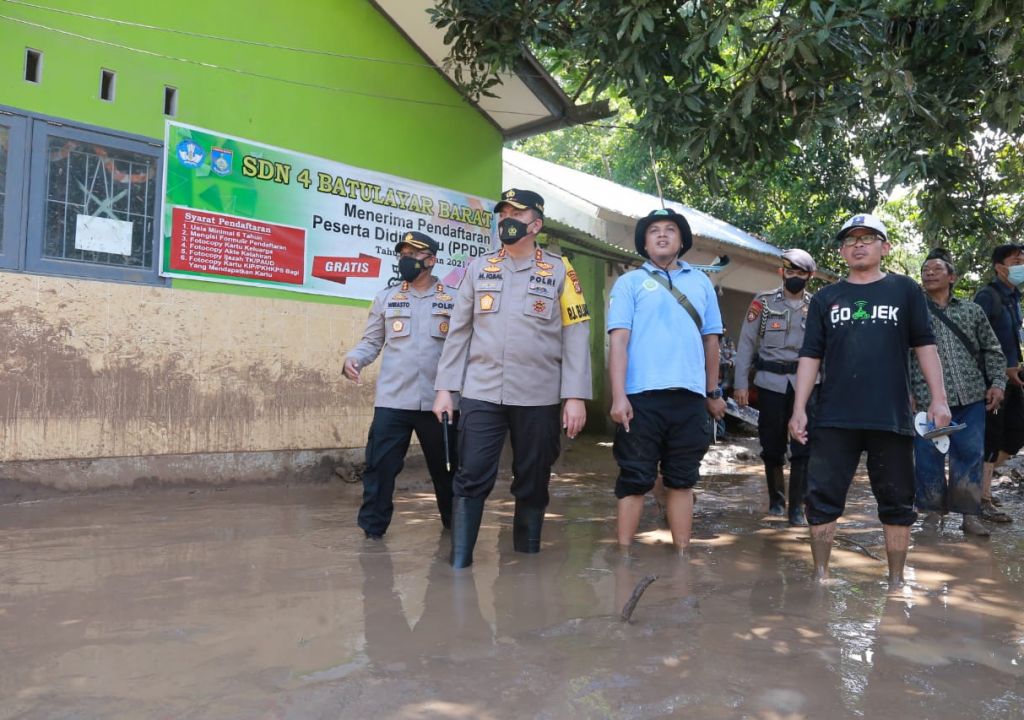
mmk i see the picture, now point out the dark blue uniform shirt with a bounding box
[974,281,1022,368]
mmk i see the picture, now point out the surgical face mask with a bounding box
[784,276,808,294]
[398,255,427,282]
[1007,265,1024,287]
[498,217,530,245]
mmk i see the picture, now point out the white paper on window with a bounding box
[74,214,133,255]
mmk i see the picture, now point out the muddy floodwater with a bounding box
[2,438,1023,719]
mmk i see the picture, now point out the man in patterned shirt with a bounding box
[909,248,1006,537]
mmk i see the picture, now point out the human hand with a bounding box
[343,357,361,383]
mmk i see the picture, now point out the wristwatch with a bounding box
[706,388,723,400]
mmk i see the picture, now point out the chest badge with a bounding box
[392,320,404,332]
[536,261,554,270]
[439,321,449,334]
[642,278,658,292]
[533,300,547,313]
[392,293,407,301]
[484,265,502,273]
[480,294,494,311]
[769,320,783,330]
[535,270,552,277]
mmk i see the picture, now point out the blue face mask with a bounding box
[1008,265,1024,287]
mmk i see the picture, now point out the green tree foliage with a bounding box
[432,0,1024,285]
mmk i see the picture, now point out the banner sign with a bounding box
[160,121,497,299]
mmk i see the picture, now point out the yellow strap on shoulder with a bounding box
[559,256,591,327]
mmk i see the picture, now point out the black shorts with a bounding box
[613,389,711,498]
[984,383,1024,461]
[805,427,916,526]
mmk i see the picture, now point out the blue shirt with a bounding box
[607,260,724,396]
[974,281,1022,368]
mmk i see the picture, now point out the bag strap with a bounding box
[642,267,702,331]
[927,301,989,385]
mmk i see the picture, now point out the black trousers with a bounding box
[358,407,457,536]
[984,382,1024,461]
[453,399,561,509]
[757,384,814,466]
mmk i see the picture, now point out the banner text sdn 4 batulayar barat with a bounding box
[161,121,495,299]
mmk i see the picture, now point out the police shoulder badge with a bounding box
[746,299,764,323]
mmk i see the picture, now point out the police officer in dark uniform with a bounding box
[734,248,818,526]
[344,232,457,539]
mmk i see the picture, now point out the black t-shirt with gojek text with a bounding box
[800,273,934,435]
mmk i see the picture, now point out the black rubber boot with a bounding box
[765,463,786,516]
[788,458,808,526]
[512,502,545,553]
[450,496,485,568]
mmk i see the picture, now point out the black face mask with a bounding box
[398,256,427,282]
[498,217,531,245]
[784,276,808,294]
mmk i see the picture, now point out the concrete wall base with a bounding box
[0,447,372,503]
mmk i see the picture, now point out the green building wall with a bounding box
[0,1,512,473]
[1,0,501,227]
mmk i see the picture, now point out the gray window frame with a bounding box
[1,104,165,286]
[0,111,28,270]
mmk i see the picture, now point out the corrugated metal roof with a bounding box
[504,149,781,258]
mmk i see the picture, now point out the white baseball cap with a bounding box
[836,213,888,243]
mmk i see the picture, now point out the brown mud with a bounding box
[1,437,1023,719]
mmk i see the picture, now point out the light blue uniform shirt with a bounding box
[607,260,724,396]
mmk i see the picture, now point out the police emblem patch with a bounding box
[769,320,783,330]
[480,294,494,311]
[392,320,404,332]
[533,300,547,313]
[439,321,449,334]
[642,278,658,291]
[746,299,764,323]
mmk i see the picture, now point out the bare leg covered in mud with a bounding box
[618,489,693,554]
[883,523,911,588]
[617,495,645,553]
[809,520,837,581]
[665,487,694,554]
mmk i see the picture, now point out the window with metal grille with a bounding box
[1,105,163,284]
[40,135,157,268]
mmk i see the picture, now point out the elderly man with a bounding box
[910,248,1005,537]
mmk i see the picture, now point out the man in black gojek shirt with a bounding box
[788,214,951,588]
